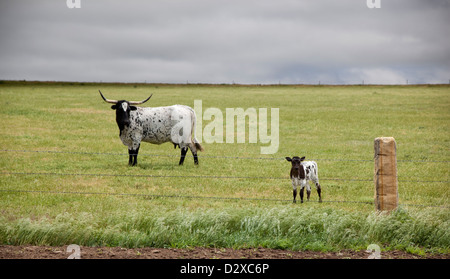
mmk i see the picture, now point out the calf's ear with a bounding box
[285,157,292,162]
[130,106,137,111]
[300,156,306,161]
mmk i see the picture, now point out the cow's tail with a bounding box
[190,108,204,152]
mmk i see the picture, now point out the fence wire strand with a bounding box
[1,149,450,163]
[0,188,448,209]
[1,171,449,183]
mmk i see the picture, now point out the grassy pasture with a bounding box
[0,81,449,253]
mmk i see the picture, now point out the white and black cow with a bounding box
[100,90,203,166]
[285,156,322,203]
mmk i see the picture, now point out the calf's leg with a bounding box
[316,183,322,202]
[299,187,304,203]
[306,183,311,201]
[293,189,297,203]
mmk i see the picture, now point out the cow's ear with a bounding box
[300,156,305,161]
[130,106,137,111]
[285,157,292,162]
[111,105,117,110]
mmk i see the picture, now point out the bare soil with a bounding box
[0,245,448,259]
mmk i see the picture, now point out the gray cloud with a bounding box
[0,0,449,84]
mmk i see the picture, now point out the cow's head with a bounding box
[99,90,152,130]
[286,156,305,178]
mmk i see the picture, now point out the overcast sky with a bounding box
[0,0,449,84]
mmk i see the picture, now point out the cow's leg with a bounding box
[192,148,199,165]
[193,152,199,165]
[187,143,199,165]
[132,144,140,166]
[128,148,133,166]
[128,144,140,166]
[179,147,188,165]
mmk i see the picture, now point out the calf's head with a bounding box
[286,156,305,179]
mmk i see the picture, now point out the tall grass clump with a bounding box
[363,208,450,252]
[1,206,448,253]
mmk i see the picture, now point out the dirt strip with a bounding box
[0,245,448,259]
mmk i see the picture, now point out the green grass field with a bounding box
[0,81,449,254]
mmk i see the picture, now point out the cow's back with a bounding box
[134,105,194,145]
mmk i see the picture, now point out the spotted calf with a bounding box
[285,156,322,203]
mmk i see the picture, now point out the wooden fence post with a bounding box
[374,137,398,211]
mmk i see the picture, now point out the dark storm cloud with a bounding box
[0,0,449,84]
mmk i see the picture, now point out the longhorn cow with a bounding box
[99,90,203,166]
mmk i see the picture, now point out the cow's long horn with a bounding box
[99,90,118,104]
[129,94,153,105]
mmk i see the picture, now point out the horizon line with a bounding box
[1,79,449,87]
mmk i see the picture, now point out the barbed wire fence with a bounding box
[1,149,449,209]
[2,149,450,162]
